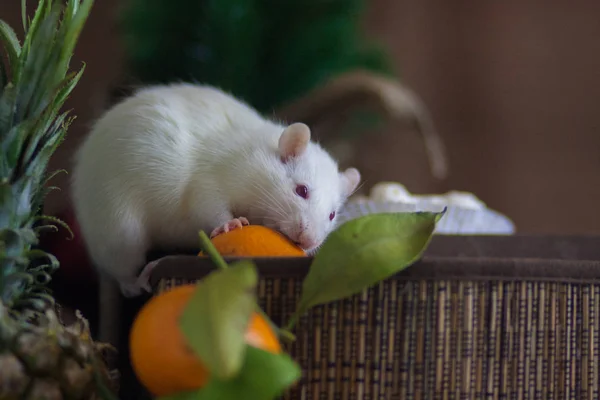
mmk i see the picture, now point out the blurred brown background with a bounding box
[3,0,600,233]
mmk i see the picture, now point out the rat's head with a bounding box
[249,123,360,253]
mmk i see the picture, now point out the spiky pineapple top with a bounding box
[0,0,93,320]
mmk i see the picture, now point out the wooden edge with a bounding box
[149,254,600,290]
[145,233,600,266]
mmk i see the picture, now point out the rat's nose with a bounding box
[296,231,318,250]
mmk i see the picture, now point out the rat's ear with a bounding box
[341,167,361,197]
[278,123,311,162]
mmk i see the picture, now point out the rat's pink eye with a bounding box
[295,184,309,199]
[329,211,336,221]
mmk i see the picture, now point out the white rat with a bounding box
[70,83,361,297]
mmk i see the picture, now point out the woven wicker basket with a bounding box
[142,235,600,399]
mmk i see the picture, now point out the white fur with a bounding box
[70,83,360,297]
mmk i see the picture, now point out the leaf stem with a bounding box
[279,328,296,343]
[284,314,299,332]
[198,231,228,270]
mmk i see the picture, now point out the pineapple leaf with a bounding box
[16,4,62,121]
[19,65,83,163]
[0,228,35,247]
[0,229,24,256]
[25,292,55,305]
[1,256,29,266]
[26,269,53,286]
[27,263,55,273]
[4,272,35,287]
[32,215,74,239]
[12,296,53,314]
[0,20,21,72]
[50,65,85,115]
[33,224,58,234]
[43,168,67,187]
[3,121,33,170]
[10,179,34,223]
[0,83,18,138]
[16,228,38,244]
[1,0,94,320]
[69,0,80,17]
[21,0,52,61]
[25,248,59,266]
[21,0,28,31]
[56,0,94,86]
[21,110,69,174]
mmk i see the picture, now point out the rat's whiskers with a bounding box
[248,181,288,218]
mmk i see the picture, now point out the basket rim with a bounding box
[148,255,600,289]
[146,234,600,288]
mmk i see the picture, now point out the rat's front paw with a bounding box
[117,260,159,297]
[210,217,250,238]
[119,280,148,298]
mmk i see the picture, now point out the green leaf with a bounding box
[0,83,17,135]
[21,0,28,32]
[0,229,24,257]
[21,111,68,172]
[179,261,259,380]
[33,225,58,234]
[25,269,52,286]
[197,347,301,400]
[287,211,444,329]
[43,168,67,185]
[159,347,301,400]
[0,256,29,267]
[24,248,59,268]
[16,3,62,121]
[55,0,94,83]
[48,65,85,117]
[0,20,22,71]
[4,272,34,287]
[2,121,33,170]
[20,0,50,62]
[15,228,38,245]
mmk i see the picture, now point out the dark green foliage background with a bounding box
[118,0,395,114]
